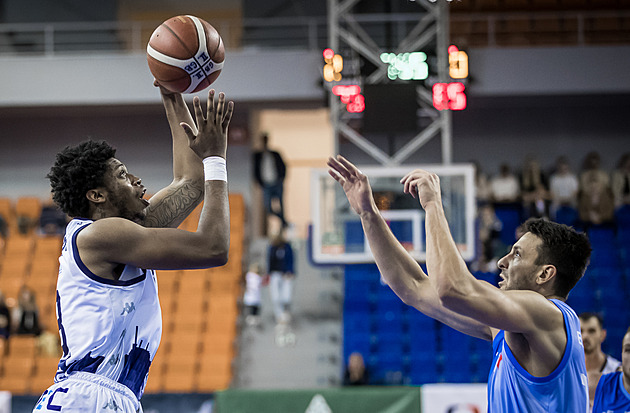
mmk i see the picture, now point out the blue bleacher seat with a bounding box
[407,353,439,385]
[494,203,523,247]
[615,205,630,229]
[554,205,578,227]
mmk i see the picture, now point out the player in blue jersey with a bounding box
[328,156,592,412]
[33,86,233,412]
[592,327,630,413]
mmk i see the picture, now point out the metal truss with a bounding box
[327,0,452,165]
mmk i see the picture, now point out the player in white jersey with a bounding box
[328,156,592,412]
[33,85,233,412]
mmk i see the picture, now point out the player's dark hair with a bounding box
[47,140,116,218]
[519,218,591,298]
[578,312,604,328]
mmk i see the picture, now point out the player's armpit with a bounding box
[142,178,203,228]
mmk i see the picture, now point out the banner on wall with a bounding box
[214,387,422,413]
[421,383,487,413]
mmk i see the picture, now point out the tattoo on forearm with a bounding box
[142,181,203,228]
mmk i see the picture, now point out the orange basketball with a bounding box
[147,15,225,94]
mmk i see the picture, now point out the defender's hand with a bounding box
[327,155,378,217]
[400,169,442,210]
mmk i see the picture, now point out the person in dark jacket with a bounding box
[254,133,287,228]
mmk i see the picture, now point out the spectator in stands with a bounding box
[490,163,520,204]
[520,156,550,219]
[0,290,11,342]
[472,160,492,205]
[612,152,630,208]
[343,352,370,386]
[549,156,579,214]
[0,213,7,239]
[579,312,621,411]
[243,262,265,327]
[473,204,504,273]
[253,133,288,230]
[267,230,295,326]
[578,169,615,227]
[592,326,630,412]
[38,201,68,235]
[579,151,610,193]
[14,285,41,336]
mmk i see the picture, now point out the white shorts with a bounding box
[32,372,143,413]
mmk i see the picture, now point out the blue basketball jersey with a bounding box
[487,299,589,412]
[592,372,630,413]
[54,218,162,400]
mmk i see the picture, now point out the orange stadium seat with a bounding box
[196,354,232,392]
[33,236,63,257]
[0,355,35,394]
[15,197,42,220]
[163,358,198,393]
[8,335,38,358]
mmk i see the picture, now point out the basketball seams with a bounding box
[146,15,224,93]
[161,19,198,59]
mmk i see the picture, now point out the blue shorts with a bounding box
[33,372,142,413]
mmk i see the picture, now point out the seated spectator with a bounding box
[472,160,492,205]
[549,156,579,213]
[579,151,610,193]
[343,352,370,386]
[490,163,520,204]
[13,286,41,336]
[473,204,503,273]
[520,156,550,218]
[578,171,615,227]
[38,202,68,235]
[0,291,11,342]
[612,152,630,208]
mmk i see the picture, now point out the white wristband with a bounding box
[203,156,227,182]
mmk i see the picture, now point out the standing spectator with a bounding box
[520,156,549,218]
[253,133,288,230]
[549,156,579,213]
[267,231,294,326]
[580,312,621,411]
[612,152,630,208]
[243,263,265,327]
[343,352,370,386]
[0,290,11,341]
[14,285,41,336]
[490,163,520,204]
[592,326,630,413]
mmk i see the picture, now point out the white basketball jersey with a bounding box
[54,218,162,400]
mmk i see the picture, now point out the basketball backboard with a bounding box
[311,164,476,264]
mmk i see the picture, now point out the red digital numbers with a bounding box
[432,82,466,111]
[332,85,365,113]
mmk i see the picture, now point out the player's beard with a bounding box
[110,191,146,223]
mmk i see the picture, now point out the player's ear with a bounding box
[86,188,107,204]
[536,264,557,285]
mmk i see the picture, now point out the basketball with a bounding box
[147,15,225,94]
